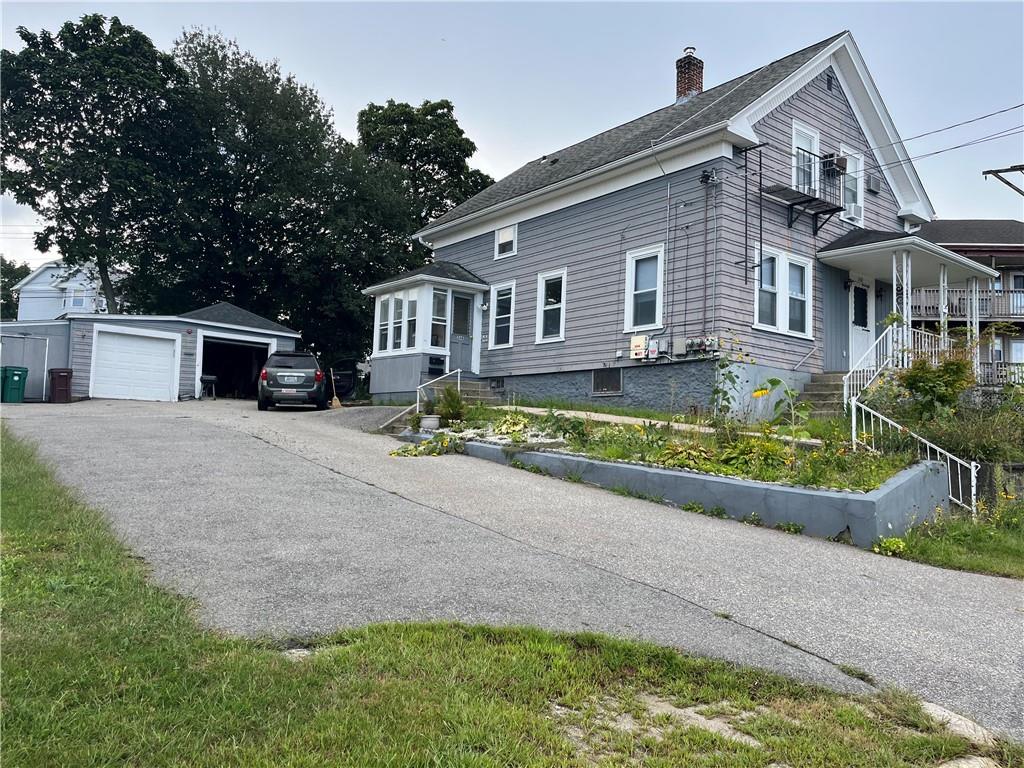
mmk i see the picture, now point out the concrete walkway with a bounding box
[4,399,1022,740]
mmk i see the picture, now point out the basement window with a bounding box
[593,368,623,395]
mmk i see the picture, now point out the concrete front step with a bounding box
[802,382,845,394]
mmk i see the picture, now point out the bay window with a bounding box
[391,297,403,350]
[378,298,390,352]
[754,245,813,338]
[430,288,448,348]
[373,290,424,354]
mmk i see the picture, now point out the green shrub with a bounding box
[658,440,714,471]
[390,434,464,457]
[494,411,532,442]
[896,357,974,416]
[437,386,466,425]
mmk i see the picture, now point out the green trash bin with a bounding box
[1,366,29,404]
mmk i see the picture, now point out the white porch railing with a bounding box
[978,361,1024,387]
[416,368,462,413]
[842,325,894,404]
[850,398,978,514]
[912,287,1024,320]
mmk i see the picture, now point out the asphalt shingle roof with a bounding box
[917,219,1024,246]
[818,229,910,252]
[180,302,297,335]
[421,32,846,234]
[364,262,488,292]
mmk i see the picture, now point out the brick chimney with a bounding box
[675,47,703,102]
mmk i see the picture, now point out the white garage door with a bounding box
[92,331,177,401]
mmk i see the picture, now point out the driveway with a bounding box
[4,399,1022,740]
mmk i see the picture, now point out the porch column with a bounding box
[938,263,949,350]
[891,249,912,367]
[968,276,981,376]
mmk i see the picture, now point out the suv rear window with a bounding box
[266,353,318,369]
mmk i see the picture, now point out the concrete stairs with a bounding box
[419,377,504,406]
[797,372,847,420]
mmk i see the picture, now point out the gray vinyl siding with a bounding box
[69,318,296,399]
[434,67,905,380]
[714,66,903,373]
[369,353,430,399]
[0,321,72,400]
[436,159,730,378]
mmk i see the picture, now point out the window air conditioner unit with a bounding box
[822,153,847,176]
[846,203,863,220]
[866,173,881,194]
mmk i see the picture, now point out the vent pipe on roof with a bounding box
[675,47,703,103]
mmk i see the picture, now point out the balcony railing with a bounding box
[978,361,1024,387]
[911,288,1024,321]
[760,148,846,235]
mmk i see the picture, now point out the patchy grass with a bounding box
[4,427,1023,767]
[898,505,1024,580]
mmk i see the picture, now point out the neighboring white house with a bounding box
[12,260,108,321]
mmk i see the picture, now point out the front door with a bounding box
[449,293,474,372]
[849,276,875,370]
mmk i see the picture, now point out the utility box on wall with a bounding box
[629,335,650,360]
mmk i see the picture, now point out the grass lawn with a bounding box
[3,428,1022,767]
[898,507,1024,580]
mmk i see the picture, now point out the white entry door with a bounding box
[91,328,178,401]
[848,276,875,370]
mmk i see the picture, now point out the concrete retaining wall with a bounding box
[458,441,947,548]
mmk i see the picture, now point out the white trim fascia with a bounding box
[818,237,1000,278]
[0,320,70,328]
[64,313,301,338]
[488,280,516,350]
[927,243,1024,249]
[534,268,567,344]
[361,275,487,297]
[194,328,277,398]
[89,322,182,401]
[12,261,61,291]
[733,32,935,223]
[623,243,665,333]
[419,128,733,248]
[494,224,518,260]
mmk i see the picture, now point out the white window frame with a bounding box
[488,281,515,350]
[535,268,567,344]
[494,224,518,260]
[840,144,864,226]
[791,119,820,193]
[623,244,664,333]
[428,287,450,352]
[752,244,814,341]
[377,296,391,354]
[373,289,425,357]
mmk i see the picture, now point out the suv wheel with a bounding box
[258,398,269,411]
[315,399,328,411]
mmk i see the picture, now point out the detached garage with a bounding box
[1,302,300,403]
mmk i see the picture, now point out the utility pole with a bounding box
[982,164,1024,197]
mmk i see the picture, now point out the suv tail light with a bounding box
[260,369,268,381]
[314,370,324,383]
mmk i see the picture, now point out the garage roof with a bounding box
[179,302,297,335]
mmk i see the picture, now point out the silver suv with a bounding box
[258,352,328,411]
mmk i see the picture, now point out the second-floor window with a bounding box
[536,269,566,343]
[495,224,517,258]
[792,120,820,193]
[841,145,864,225]
[754,245,813,338]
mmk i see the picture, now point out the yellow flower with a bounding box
[752,388,770,399]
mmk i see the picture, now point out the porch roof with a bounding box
[362,262,488,296]
[817,230,998,285]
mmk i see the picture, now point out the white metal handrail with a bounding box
[842,325,894,405]
[842,326,947,404]
[416,368,462,413]
[850,397,978,514]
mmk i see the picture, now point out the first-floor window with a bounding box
[430,288,448,347]
[489,282,515,348]
[754,245,813,338]
[624,244,664,332]
[391,297,404,350]
[378,297,390,351]
[406,299,417,348]
[536,269,566,343]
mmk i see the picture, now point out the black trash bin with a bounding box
[48,368,73,404]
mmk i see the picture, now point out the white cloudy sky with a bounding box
[3,1,1023,266]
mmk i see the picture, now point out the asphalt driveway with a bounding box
[4,399,1022,740]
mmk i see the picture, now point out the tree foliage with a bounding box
[1,15,193,311]
[358,99,493,230]
[1,258,32,320]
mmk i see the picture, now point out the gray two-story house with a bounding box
[363,31,997,413]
